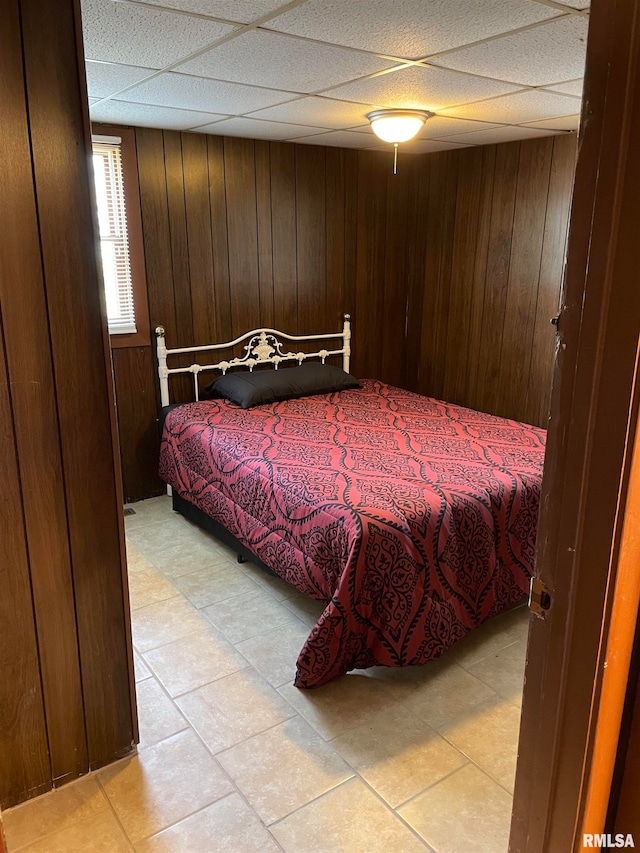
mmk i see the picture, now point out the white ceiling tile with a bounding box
[116,72,297,114]
[175,29,397,93]
[89,99,229,129]
[291,130,382,148]
[248,97,374,129]
[441,89,580,123]
[81,0,237,67]
[85,60,156,99]
[438,124,560,145]
[434,16,588,87]
[267,0,560,60]
[136,0,296,24]
[191,117,328,138]
[522,114,581,130]
[544,78,584,97]
[325,65,521,111]
[420,116,503,137]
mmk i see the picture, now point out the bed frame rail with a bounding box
[155,315,351,406]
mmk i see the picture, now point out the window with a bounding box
[90,126,149,347]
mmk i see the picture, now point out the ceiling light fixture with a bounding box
[366,109,433,173]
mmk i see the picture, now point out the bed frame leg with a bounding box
[237,554,245,564]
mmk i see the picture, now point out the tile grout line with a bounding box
[392,761,473,813]
[94,775,137,852]
[5,773,131,853]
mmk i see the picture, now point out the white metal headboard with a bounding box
[155,314,352,406]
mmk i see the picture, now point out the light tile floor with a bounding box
[4,496,530,853]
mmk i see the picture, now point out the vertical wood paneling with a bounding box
[466,146,497,410]
[207,136,232,340]
[474,142,521,414]
[419,151,459,400]
[0,318,50,807]
[224,137,261,337]
[413,135,577,427]
[416,154,444,397]
[182,133,217,345]
[163,132,192,347]
[255,140,275,329]
[525,134,577,426]
[382,161,411,387]
[405,156,430,390]
[0,0,86,789]
[442,146,484,404]
[325,148,346,317]
[270,142,298,332]
[113,347,163,502]
[296,146,327,334]
[136,128,176,335]
[355,151,389,380]
[22,0,134,770]
[343,149,359,329]
[496,136,554,419]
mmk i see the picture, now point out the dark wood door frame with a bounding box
[510,0,640,849]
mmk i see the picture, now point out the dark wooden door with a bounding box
[510,0,640,849]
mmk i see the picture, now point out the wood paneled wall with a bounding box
[113,128,577,502]
[409,133,577,425]
[0,0,135,808]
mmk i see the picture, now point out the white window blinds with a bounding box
[92,136,136,335]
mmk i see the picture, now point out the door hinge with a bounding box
[529,577,552,615]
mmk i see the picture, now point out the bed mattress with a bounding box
[159,380,545,688]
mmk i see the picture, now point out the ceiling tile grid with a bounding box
[323,64,522,112]
[113,71,298,114]
[440,88,582,123]
[82,0,237,68]
[173,29,400,93]
[431,15,588,87]
[543,0,589,8]
[543,78,584,96]
[83,0,589,150]
[289,129,384,148]
[437,124,561,145]
[190,116,329,138]
[408,116,504,138]
[135,0,302,24]
[246,96,379,130]
[85,60,158,99]
[89,99,230,130]
[265,0,561,60]
[522,113,581,130]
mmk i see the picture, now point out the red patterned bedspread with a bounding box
[159,380,545,688]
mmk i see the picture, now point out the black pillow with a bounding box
[205,363,360,409]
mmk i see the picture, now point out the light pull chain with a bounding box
[393,142,398,174]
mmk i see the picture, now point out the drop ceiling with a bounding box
[85,0,588,151]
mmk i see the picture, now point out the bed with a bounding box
[156,317,544,689]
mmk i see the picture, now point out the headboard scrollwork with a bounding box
[155,315,352,406]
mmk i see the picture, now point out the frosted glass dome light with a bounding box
[366,109,432,143]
